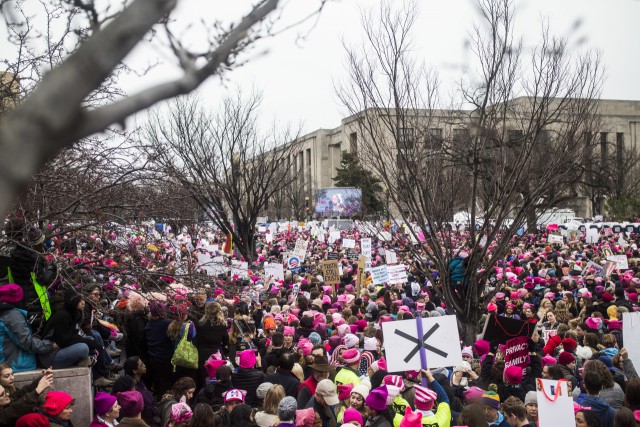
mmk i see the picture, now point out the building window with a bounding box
[600,132,608,165]
[398,127,414,150]
[427,128,443,150]
[350,132,358,153]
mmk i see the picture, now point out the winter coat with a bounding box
[125,311,148,361]
[117,418,150,427]
[297,375,319,409]
[575,395,615,427]
[0,302,53,372]
[448,256,467,288]
[306,397,338,427]
[0,379,41,427]
[232,367,265,406]
[135,380,157,425]
[193,379,233,411]
[264,347,288,371]
[195,321,229,362]
[365,414,392,427]
[89,417,111,427]
[266,368,300,398]
[145,318,172,363]
[8,246,56,317]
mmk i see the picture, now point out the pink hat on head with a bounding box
[321,295,331,305]
[541,355,557,366]
[517,288,528,298]
[383,375,406,391]
[415,302,426,311]
[487,302,498,312]
[337,384,354,401]
[510,291,519,300]
[337,323,350,337]
[283,326,295,336]
[300,342,313,356]
[337,295,348,303]
[342,348,361,365]
[461,346,473,358]
[238,350,256,369]
[463,386,485,401]
[204,359,226,378]
[504,365,523,384]
[495,292,505,301]
[585,317,601,330]
[414,385,437,411]
[474,340,490,357]
[370,357,387,372]
[398,305,410,313]
[322,286,333,294]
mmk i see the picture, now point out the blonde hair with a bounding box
[292,363,304,382]
[200,302,225,326]
[263,384,285,415]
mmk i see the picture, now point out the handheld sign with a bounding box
[504,336,530,368]
[287,255,302,274]
[293,239,309,261]
[343,238,356,249]
[371,265,389,285]
[536,379,574,427]
[481,314,536,344]
[264,263,285,282]
[320,260,341,289]
[382,315,463,372]
[606,255,629,270]
[623,312,640,375]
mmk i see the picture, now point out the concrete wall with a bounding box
[14,367,93,427]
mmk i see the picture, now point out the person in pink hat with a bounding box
[335,348,361,387]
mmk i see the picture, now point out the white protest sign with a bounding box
[583,261,604,277]
[316,230,325,242]
[378,231,392,242]
[258,226,267,233]
[371,265,389,285]
[536,378,574,427]
[607,255,629,270]
[385,250,398,265]
[231,260,248,278]
[361,238,372,257]
[382,315,463,372]
[618,235,629,248]
[265,233,273,243]
[342,238,356,249]
[586,228,599,244]
[547,234,563,244]
[328,231,341,244]
[387,264,408,284]
[293,239,309,261]
[264,263,285,282]
[623,312,640,375]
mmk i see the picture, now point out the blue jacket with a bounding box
[575,395,615,427]
[0,303,54,372]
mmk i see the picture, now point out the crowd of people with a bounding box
[0,218,640,427]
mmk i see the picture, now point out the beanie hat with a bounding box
[405,370,420,381]
[474,340,490,357]
[299,342,313,356]
[337,324,350,337]
[296,408,315,427]
[256,382,273,400]
[601,292,614,302]
[351,384,370,400]
[342,348,361,365]
[524,391,537,406]
[541,355,557,366]
[558,352,575,365]
[171,402,192,423]
[278,396,298,422]
[370,357,387,372]
[385,385,401,405]
[414,385,437,411]
[504,365,523,385]
[365,386,389,411]
[338,384,354,401]
[487,302,498,312]
[383,375,406,392]
[283,326,295,336]
[205,359,227,378]
[116,391,144,418]
[264,317,276,330]
[237,349,257,369]
[464,386,485,401]
[482,391,501,409]
[461,346,473,358]
[399,406,422,427]
[0,284,23,303]
[44,391,74,416]
[16,413,50,427]
[344,334,359,349]
[561,338,578,352]
[308,332,322,346]
[94,391,117,416]
[585,317,601,330]
[364,337,378,351]
[343,408,364,426]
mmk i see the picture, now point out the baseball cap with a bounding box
[316,379,339,406]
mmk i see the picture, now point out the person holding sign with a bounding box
[412,369,451,427]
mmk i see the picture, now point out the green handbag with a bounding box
[171,322,198,370]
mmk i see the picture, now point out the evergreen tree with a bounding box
[333,151,385,217]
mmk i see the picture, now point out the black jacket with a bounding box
[232,368,265,406]
[193,379,233,411]
[125,311,148,361]
[264,347,288,371]
[195,321,229,360]
[41,288,99,351]
[265,368,300,398]
[9,246,56,316]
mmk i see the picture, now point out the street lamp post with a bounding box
[304,196,310,221]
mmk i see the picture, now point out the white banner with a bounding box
[371,265,389,285]
[547,234,563,244]
[328,231,341,244]
[382,316,463,372]
[342,238,356,249]
[607,255,629,270]
[387,264,408,284]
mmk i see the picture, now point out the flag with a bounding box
[223,233,233,254]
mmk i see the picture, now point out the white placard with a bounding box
[619,235,629,248]
[293,239,309,261]
[258,226,267,233]
[361,238,372,257]
[382,316,463,372]
[343,238,356,249]
[264,263,285,282]
[197,253,228,276]
[371,265,389,285]
[387,264,407,284]
[231,260,248,278]
[586,228,599,244]
[385,250,398,265]
[329,231,341,244]
[378,231,392,242]
[623,312,640,375]
[265,233,273,243]
[536,378,575,427]
[607,255,629,270]
[547,234,563,244]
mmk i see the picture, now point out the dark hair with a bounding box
[300,316,313,329]
[123,356,141,377]
[584,333,599,348]
[577,410,601,427]
[583,361,610,394]
[457,403,489,427]
[172,377,196,400]
[501,396,527,420]
[614,407,637,427]
[311,344,326,356]
[279,353,295,371]
[191,403,218,427]
[271,333,284,347]
[228,404,254,427]
[625,377,640,407]
[216,365,232,382]
[546,365,565,380]
[111,375,136,394]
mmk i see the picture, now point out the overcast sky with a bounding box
[120,0,640,134]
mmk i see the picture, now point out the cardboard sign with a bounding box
[623,312,640,375]
[536,379,574,427]
[504,336,530,368]
[382,315,463,372]
[320,260,341,286]
[387,264,408,284]
[357,255,367,293]
[547,234,563,244]
[481,314,536,344]
[293,239,309,261]
[371,265,389,285]
[342,238,356,249]
[607,255,629,270]
[264,263,285,282]
[385,250,398,265]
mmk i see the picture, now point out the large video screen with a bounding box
[315,187,362,217]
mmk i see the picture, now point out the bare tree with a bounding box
[337,0,603,342]
[144,92,296,262]
[0,0,329,219]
